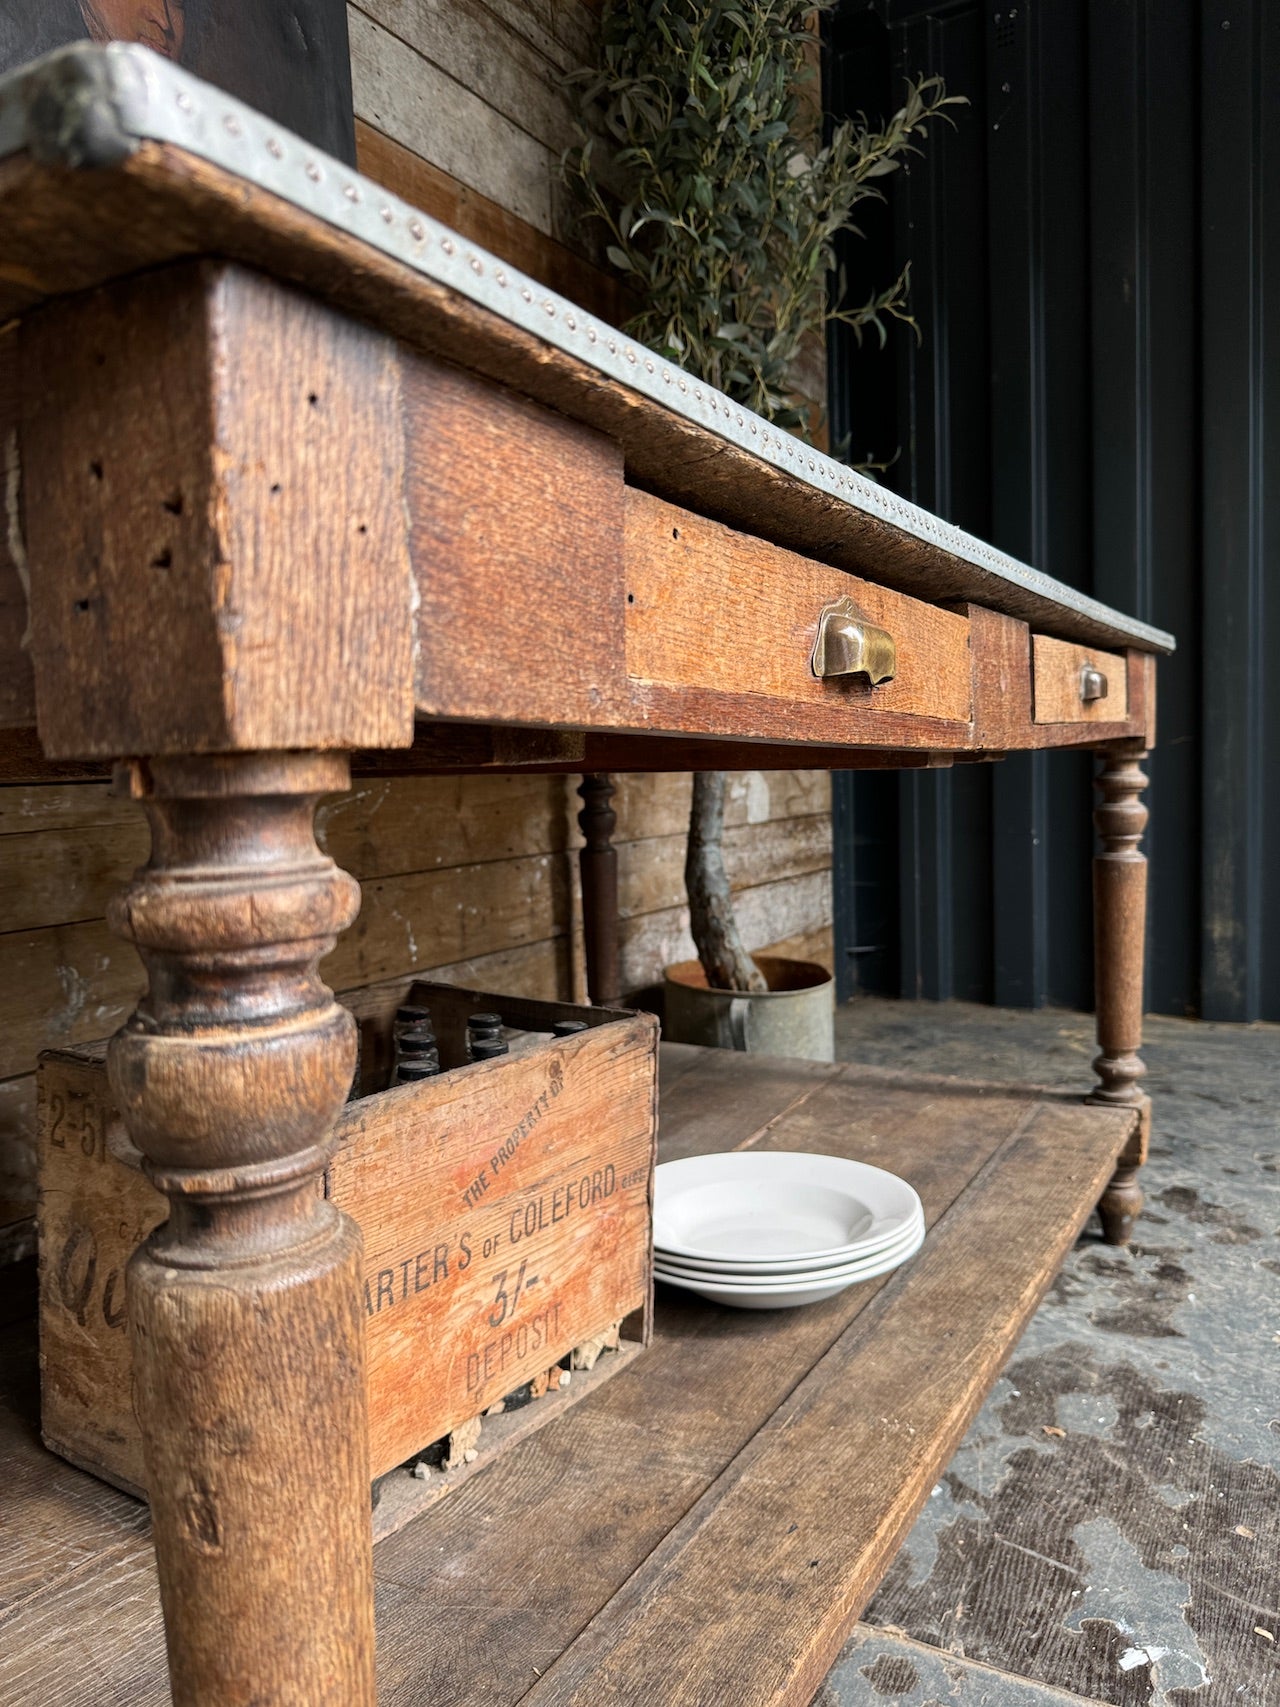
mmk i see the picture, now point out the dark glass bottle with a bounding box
[467,1012,508,1061]
[395,1012,440,1082]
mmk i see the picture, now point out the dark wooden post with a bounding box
[108,751,375,1704]
[577,773,621,1006]
[1088,739,1150,1244]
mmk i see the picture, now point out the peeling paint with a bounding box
[824,1002,1280,1707]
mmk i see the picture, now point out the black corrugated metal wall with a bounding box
[827,0,1277,1020]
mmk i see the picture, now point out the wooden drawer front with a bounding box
[1032,635,1128,723]
[625,492,972,728]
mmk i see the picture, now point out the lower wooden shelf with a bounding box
[0,1046,1134,1707]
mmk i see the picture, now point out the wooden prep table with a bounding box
[0,43,1174,1707]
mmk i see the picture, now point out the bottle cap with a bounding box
[552,1019,590,1036]
[396,1001,432,1026]
[398,1021,437,1049]
[396,1060,441,1081]
[468,1012,503,1030]
[469,1039,509,1060]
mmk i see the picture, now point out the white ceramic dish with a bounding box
[654,1222,925,1310]
[652,1219,922,1287]
[654,1205,925,1276]
[653,1151,922,1266]
[655,1208,928,1276]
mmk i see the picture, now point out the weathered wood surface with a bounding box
[0,766,832,1266]
[626,490,974,738]
[8,253,1153,763]
[21,260,416,758]
[0,1047,1135,1705]
[354,118,630,328]
[0,140,1170,658]
[1032,635,1129,723]
[106,750,376,1705]
[39,991,656,1490]
[1089,743,1151,1244]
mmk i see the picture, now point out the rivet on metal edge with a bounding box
[380,206,393,223]
[470,257,483,274]
[545,300,556,316]
[442,237,455,254]
[409,219,425,240]
[267,137,282,158]
[305,162,320,181]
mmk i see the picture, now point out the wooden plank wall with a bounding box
[0,1,833,1262]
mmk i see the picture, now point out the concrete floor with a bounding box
[818,1001,1280,1707]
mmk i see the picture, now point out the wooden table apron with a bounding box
[0,74,1168,1707]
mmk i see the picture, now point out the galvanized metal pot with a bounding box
[662,956,835,1062]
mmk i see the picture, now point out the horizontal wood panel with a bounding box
[607,769,829,843]
[625,490,972,742]
[353,0,579,159]
[1032,634,1129,724]
[349,9,557,236]
[354,121,630,327]
[616,813,831,922]
[618,869,832,995]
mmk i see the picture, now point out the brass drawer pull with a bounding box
[812,596,896,686]
[1080,664,1108,703]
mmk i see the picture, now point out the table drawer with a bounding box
[625,492,972,730]
[1032,634,1128,723]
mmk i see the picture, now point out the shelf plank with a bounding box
[0,1048,1134,1707]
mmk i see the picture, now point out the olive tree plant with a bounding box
[566,0,960,993]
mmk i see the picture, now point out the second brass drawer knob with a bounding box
[1080,665,1108,703]
[812,596,896,686]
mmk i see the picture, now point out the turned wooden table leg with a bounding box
[108,752,375,1706]
[578,773,622,1006]
[1088,740,1151,1245]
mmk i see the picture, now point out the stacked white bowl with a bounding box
[653,1151,924,1310]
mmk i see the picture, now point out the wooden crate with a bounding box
[38,980,656,1528]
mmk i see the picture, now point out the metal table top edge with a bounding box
[0,42,1175,658]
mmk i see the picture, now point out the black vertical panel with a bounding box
[1088,0,1201,1016]
[1201,0,1276,1020]
[891,5,994,1004]
[831,0,1273,1018]
[827,4,902,999]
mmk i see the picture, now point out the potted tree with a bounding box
[567,0,958,1056]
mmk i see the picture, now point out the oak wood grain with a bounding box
[2,1049,1137,1706]
[21,260,416,758]
[626,489,972,736]
[1032,635,1129,723]
[519,1098,1131,1707]
[0,144,1169,658]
